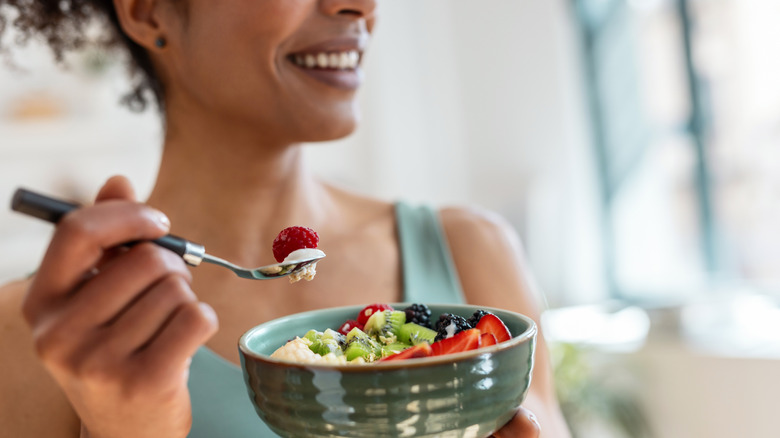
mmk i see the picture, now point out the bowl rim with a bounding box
[238,302,537,371]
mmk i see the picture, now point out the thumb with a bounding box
[95,175,137,203]
[492,407,541,438]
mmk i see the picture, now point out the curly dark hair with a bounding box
[0,0,163,112]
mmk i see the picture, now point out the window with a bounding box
[573,0,780,300]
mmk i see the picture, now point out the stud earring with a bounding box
[155,37,167,48]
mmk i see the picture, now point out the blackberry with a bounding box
[466,310,491,328]
[404,303,433,329]
[434,313,471,342]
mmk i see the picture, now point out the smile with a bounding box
[289,50,361,70]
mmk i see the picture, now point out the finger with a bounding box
[57,244,191,329]
[103,274,198,354]
[24,201,171,321]
[135,301,218,381]
[95,175,137,202]
[93,176,138,267]
[492,407,540,438]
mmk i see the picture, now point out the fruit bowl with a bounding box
[238,303,537,438]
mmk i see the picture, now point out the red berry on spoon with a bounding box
[272,226,319,263]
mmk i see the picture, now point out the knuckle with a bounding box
[131,243,167,268]
[179,301,217,336]
[131,244,189,279]
[57,212,96,242]
[75,355,118,387]
[32,326,69,365]
[156,275,196,306]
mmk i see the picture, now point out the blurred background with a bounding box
[2,0,779,436]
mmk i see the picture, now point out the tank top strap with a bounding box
[395,202,465,305]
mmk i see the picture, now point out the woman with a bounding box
[0,0,570,437]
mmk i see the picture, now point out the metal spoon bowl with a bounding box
[200,252,325,280]
[11,188,324,281]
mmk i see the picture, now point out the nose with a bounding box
[320,0,377,19]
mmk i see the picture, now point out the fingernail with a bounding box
[528,411,540,429]
[152,209,171,231]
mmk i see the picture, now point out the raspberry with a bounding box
[272,226,319,262]
[356,303,394,326]
[337,319,363,336]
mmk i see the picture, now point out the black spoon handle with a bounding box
[10,188,205,266]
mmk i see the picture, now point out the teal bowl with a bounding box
[238,303,537,438]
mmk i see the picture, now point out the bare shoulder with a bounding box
[0,278,79,437]
[439,206,543,318]
[439,207,571,431]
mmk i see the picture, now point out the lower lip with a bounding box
[289,60,363,91]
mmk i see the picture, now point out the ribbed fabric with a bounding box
[394,202,465,305]
[187,202,464,437]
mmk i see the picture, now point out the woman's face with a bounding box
[160,0,377,143]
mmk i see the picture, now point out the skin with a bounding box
[0,0,571,437]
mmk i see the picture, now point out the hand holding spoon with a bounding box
[10,188,325,280]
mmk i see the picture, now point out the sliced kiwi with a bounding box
[345,327,370,343]
[398,323,437,346]
[380,342,410,358]
[302,329,345,356]
[345,337,380,362]
[322,328,346,349]
[364,310,406,343]
[343,327,380,361]
[303,329,322,343]
[313,338,343,356]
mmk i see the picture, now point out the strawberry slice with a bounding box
[475,313,512,343]
[431,328,482,356]
[356,303,394,326]
[337,319,363,336]
[480,332,498,347]
[379,343,433,362]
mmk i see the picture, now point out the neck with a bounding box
[146,109,335,267]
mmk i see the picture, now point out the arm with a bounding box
[0,279,80,437]
[5,176,217,438]
[440,206,571,438]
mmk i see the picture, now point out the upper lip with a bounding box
[288,34,369,56]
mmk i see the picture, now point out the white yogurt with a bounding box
[284,248,326,283]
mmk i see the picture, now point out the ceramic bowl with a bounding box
[238,303,536,438]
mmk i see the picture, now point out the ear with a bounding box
[113,0,175,50]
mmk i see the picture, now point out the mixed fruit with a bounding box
[272,226,324,283]
[275,303,513,364]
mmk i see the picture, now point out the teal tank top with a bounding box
[187,202,465,437]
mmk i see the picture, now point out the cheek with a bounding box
[176,4,287,94]
[168,1,362,142]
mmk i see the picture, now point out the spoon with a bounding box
[10,188,325,280]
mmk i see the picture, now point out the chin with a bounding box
[298,108,360,143]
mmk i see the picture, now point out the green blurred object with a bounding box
[552,342,653,438]
[239,303,537,438]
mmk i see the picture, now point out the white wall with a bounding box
[1,0,603,305]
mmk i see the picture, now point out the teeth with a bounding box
[328,53,339,68]
[339,52,350,69]
[317,53,329,68]
[292,50,360,70]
